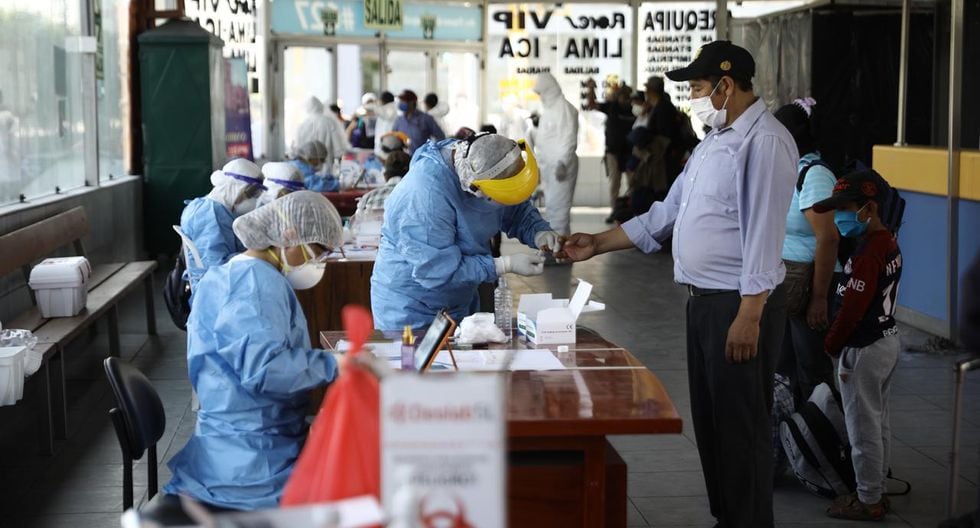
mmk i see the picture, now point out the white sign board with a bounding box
[185,0,258,70]
[381,374,506,528]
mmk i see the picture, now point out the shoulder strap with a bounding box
[797,159,834,192]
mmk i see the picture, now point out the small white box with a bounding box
[0,346,26,406]
[517,280,605,345]
[29,257,92,318]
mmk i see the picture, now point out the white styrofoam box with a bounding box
[517,280,605,345]
[0,347,27,406]
[28,257,92,318]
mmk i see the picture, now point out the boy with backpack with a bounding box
[812,169,903,521]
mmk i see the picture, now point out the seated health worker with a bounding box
[371,133,561,330]
[291,140,339,192]
[179,158,264,291]
[163,191,344,511]
[256,161,305,208]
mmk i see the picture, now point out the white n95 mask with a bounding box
[691,80,729,129]
[281,245,325,290]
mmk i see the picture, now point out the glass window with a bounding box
[485,3,633,156]
[282,46,335,153]
[0,0,88,206]
[337,44,381,119]
[386,50,429,98]
[436,51,481,134]
[96,0,131,181]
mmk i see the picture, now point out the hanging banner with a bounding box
[364,0,403,30]
[224,58,254,160]
[636,2,717,114]
[381,374,506,528]
[272,0,481,40]
[486,3,633,155]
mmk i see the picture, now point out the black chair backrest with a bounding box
[103,357,166,458]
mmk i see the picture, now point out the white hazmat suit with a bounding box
[532,73,579,235]
[292,96,349,163]
[374,100,399,158]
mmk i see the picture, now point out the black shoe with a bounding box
[604,215,615,224]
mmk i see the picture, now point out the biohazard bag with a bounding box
[281,305,380,506]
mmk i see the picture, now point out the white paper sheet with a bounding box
[336,339,402,359]
[431,349,566,372]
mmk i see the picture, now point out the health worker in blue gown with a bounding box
[371,133,562,330]
[163,191,344,511]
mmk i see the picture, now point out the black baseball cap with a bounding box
[813,169,891,213]
[666,40,756,82]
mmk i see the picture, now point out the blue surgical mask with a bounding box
[834,204,870,238]
[397,102,409,113]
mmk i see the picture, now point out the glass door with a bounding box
[336,44,381,119]
[386,50,430,98]
[282,46,335,153]
[435,51,482,134]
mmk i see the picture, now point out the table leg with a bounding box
[582,437,608,526]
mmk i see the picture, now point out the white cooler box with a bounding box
[0,346,26,406]
[29,257,92,318]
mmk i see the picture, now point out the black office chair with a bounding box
[103,357,166,511]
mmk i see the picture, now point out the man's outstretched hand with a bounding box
[557,233,598,262]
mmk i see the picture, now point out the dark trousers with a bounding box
[779,314,835,406]
[687,285,786,528]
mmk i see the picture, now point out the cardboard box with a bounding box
[517,280,605,345]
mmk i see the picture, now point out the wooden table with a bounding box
[321,190,370,217]
[320,328,683,527]
[295,257,374,344]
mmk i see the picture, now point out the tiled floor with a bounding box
[0,208,977,527]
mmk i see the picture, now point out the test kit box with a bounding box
[517,280,605,345]
[28,257,92,318]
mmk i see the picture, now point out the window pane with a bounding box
[97,0,131,181]
[282,46,335,154]
[387,50,429,99]
[0,0,87,206]
[436,51,481,134]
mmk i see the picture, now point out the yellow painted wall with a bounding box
[872,145,980,200]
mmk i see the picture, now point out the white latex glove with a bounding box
[494,254,545,276]
[534,230,562,253]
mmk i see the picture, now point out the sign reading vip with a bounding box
[381,374,506,528]
[363,0,402,30]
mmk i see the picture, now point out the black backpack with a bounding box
[162,249,191,331]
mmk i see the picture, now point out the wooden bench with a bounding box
[0,206,158,454]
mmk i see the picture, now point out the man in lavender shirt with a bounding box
[560,41,797,528]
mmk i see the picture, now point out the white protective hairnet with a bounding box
[361,92,377,106]
[452,134,522,193]
[532,72,579,235]
[292,96,349,162]
[295,140,328,162]
[207,158,264,211]
[257,162,305,207]
[233,190,343,250]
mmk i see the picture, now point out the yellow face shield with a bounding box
[470,139,539,206]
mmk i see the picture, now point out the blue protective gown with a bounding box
[290,159,339,193]
[370,139,551,330]
[164,255,338,510]
[179,197,245,290]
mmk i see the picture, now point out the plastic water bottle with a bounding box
[494,275,513,341]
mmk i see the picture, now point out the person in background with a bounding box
[377,131,410,161]
[291,141,338,193]
[374,91,398,158]
[257,162,306,208]
[454,127,476,140]
[625,126,670,217]
[532,72,579,237]
[773,98,839,406]
[643,76,682,187]
[479,124,498,135]
[558,41,797,528]
[292,96,347,165]
[813,170,902,522]
[423,92,450,136]
[371,133,560,331]
[351,151,411,228]
[179,158,265,292]
[347,93,378,149]
[160,192,344,515]
[393,90,445,155]
[329,103,347,128]
[588,82,635,224]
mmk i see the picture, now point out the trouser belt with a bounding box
[687,285,738,297]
